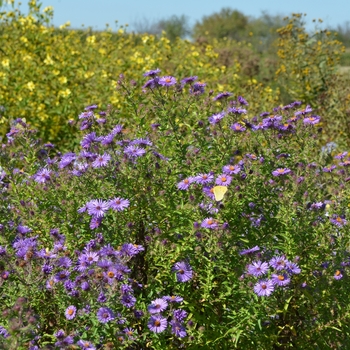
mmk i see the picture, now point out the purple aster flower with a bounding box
[148,315,168,333]
[82,251,99,265]
[260,111,270,117]
[170,320,187,338]
[213,91,233,101]
[64,280,76,292]
[208,112,225,124]
[227,107,247,114]
[104,267,118,283]
[111,124,123,135]
[55,336,74,348]
[230,123,246,132]
[303,115,320,125]
[193,173,214,185]
[239,246,260,255]
[86,199,109,217]
[17,225,32,235]
[143,68,161,77]
[79,111,94,119]
[253,279,274,296]
[0,326,9,338]
[46,278,55,290]
[0,246,6,255]
[134,310,144,319]
[34,168,51,183]
[222,164,241,175]
[109,197,130,211]
[124,145,146,158]
[120,284,133,294]
[295,105,312,116]
[163,295,184,303]
[54,329,66,339]
[59,152,76,169]
[291,100,302,107]
[159,76,177,86]
[97,307,115,323]
[65,305,77,320]
[172,261,193,282]
[201,218,219,229]
[269,256,288,270]
[121,293,136,308]
[101,133,115,146]
[330,215,347,227]
[81,132,97,149]
[334,152,348,160]
[78,205,87,214]
[245,153,258,161]
[120,243,144,257]
[148,298,168,314]
[173,309,188,321]
[177,177,195,190]
[181,76,198,85]
[143,78,159,89]
[57,256,72,268]
[323,165,336,172]
[77,340,96,350]
[199,202,219,215]
[190,81,206,95]
[54,270,71,283]
[271,273,291,286]
[286,261,301,274]
[90,217,102,230]
[91,153,111,168]
[1,271,9,279]
[272,168,291,176]
[85,104,98,111]
[203,186,215,200]
[41,263,53,274]
[97,292,107,303]
[263,114,282,124]
[309,202,325,210]
[215,174,232,186]
[130,137,153,146]
[334,270,343,280]
[238,96,249,105]
[278,123,294,131]
[247,261,269,277]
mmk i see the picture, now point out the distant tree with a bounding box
[133,15,191,41]
[334,22,350,47]
[192,8,249,41]
[157,15,191,41]
[248,13,284,40]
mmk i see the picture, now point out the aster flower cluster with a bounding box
[78,197,130,229]
[142,69,207,96]
[0,227,148,347]
[241,247,301,297]
[147,296,188,338]
[27,104,169,187]
[207,97,321,134]
[177,165,242,196]
[4,70,350,348]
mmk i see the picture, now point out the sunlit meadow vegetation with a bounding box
[2,1,350,349]
[1,0,350,149]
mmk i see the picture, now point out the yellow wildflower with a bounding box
[26,82,35,91]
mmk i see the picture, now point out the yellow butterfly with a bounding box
[213,186,228,201]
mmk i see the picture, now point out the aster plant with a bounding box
[1,71,350,349]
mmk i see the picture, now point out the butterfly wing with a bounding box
[213,186,228,201]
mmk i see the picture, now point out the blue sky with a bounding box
[8,0,350,32]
